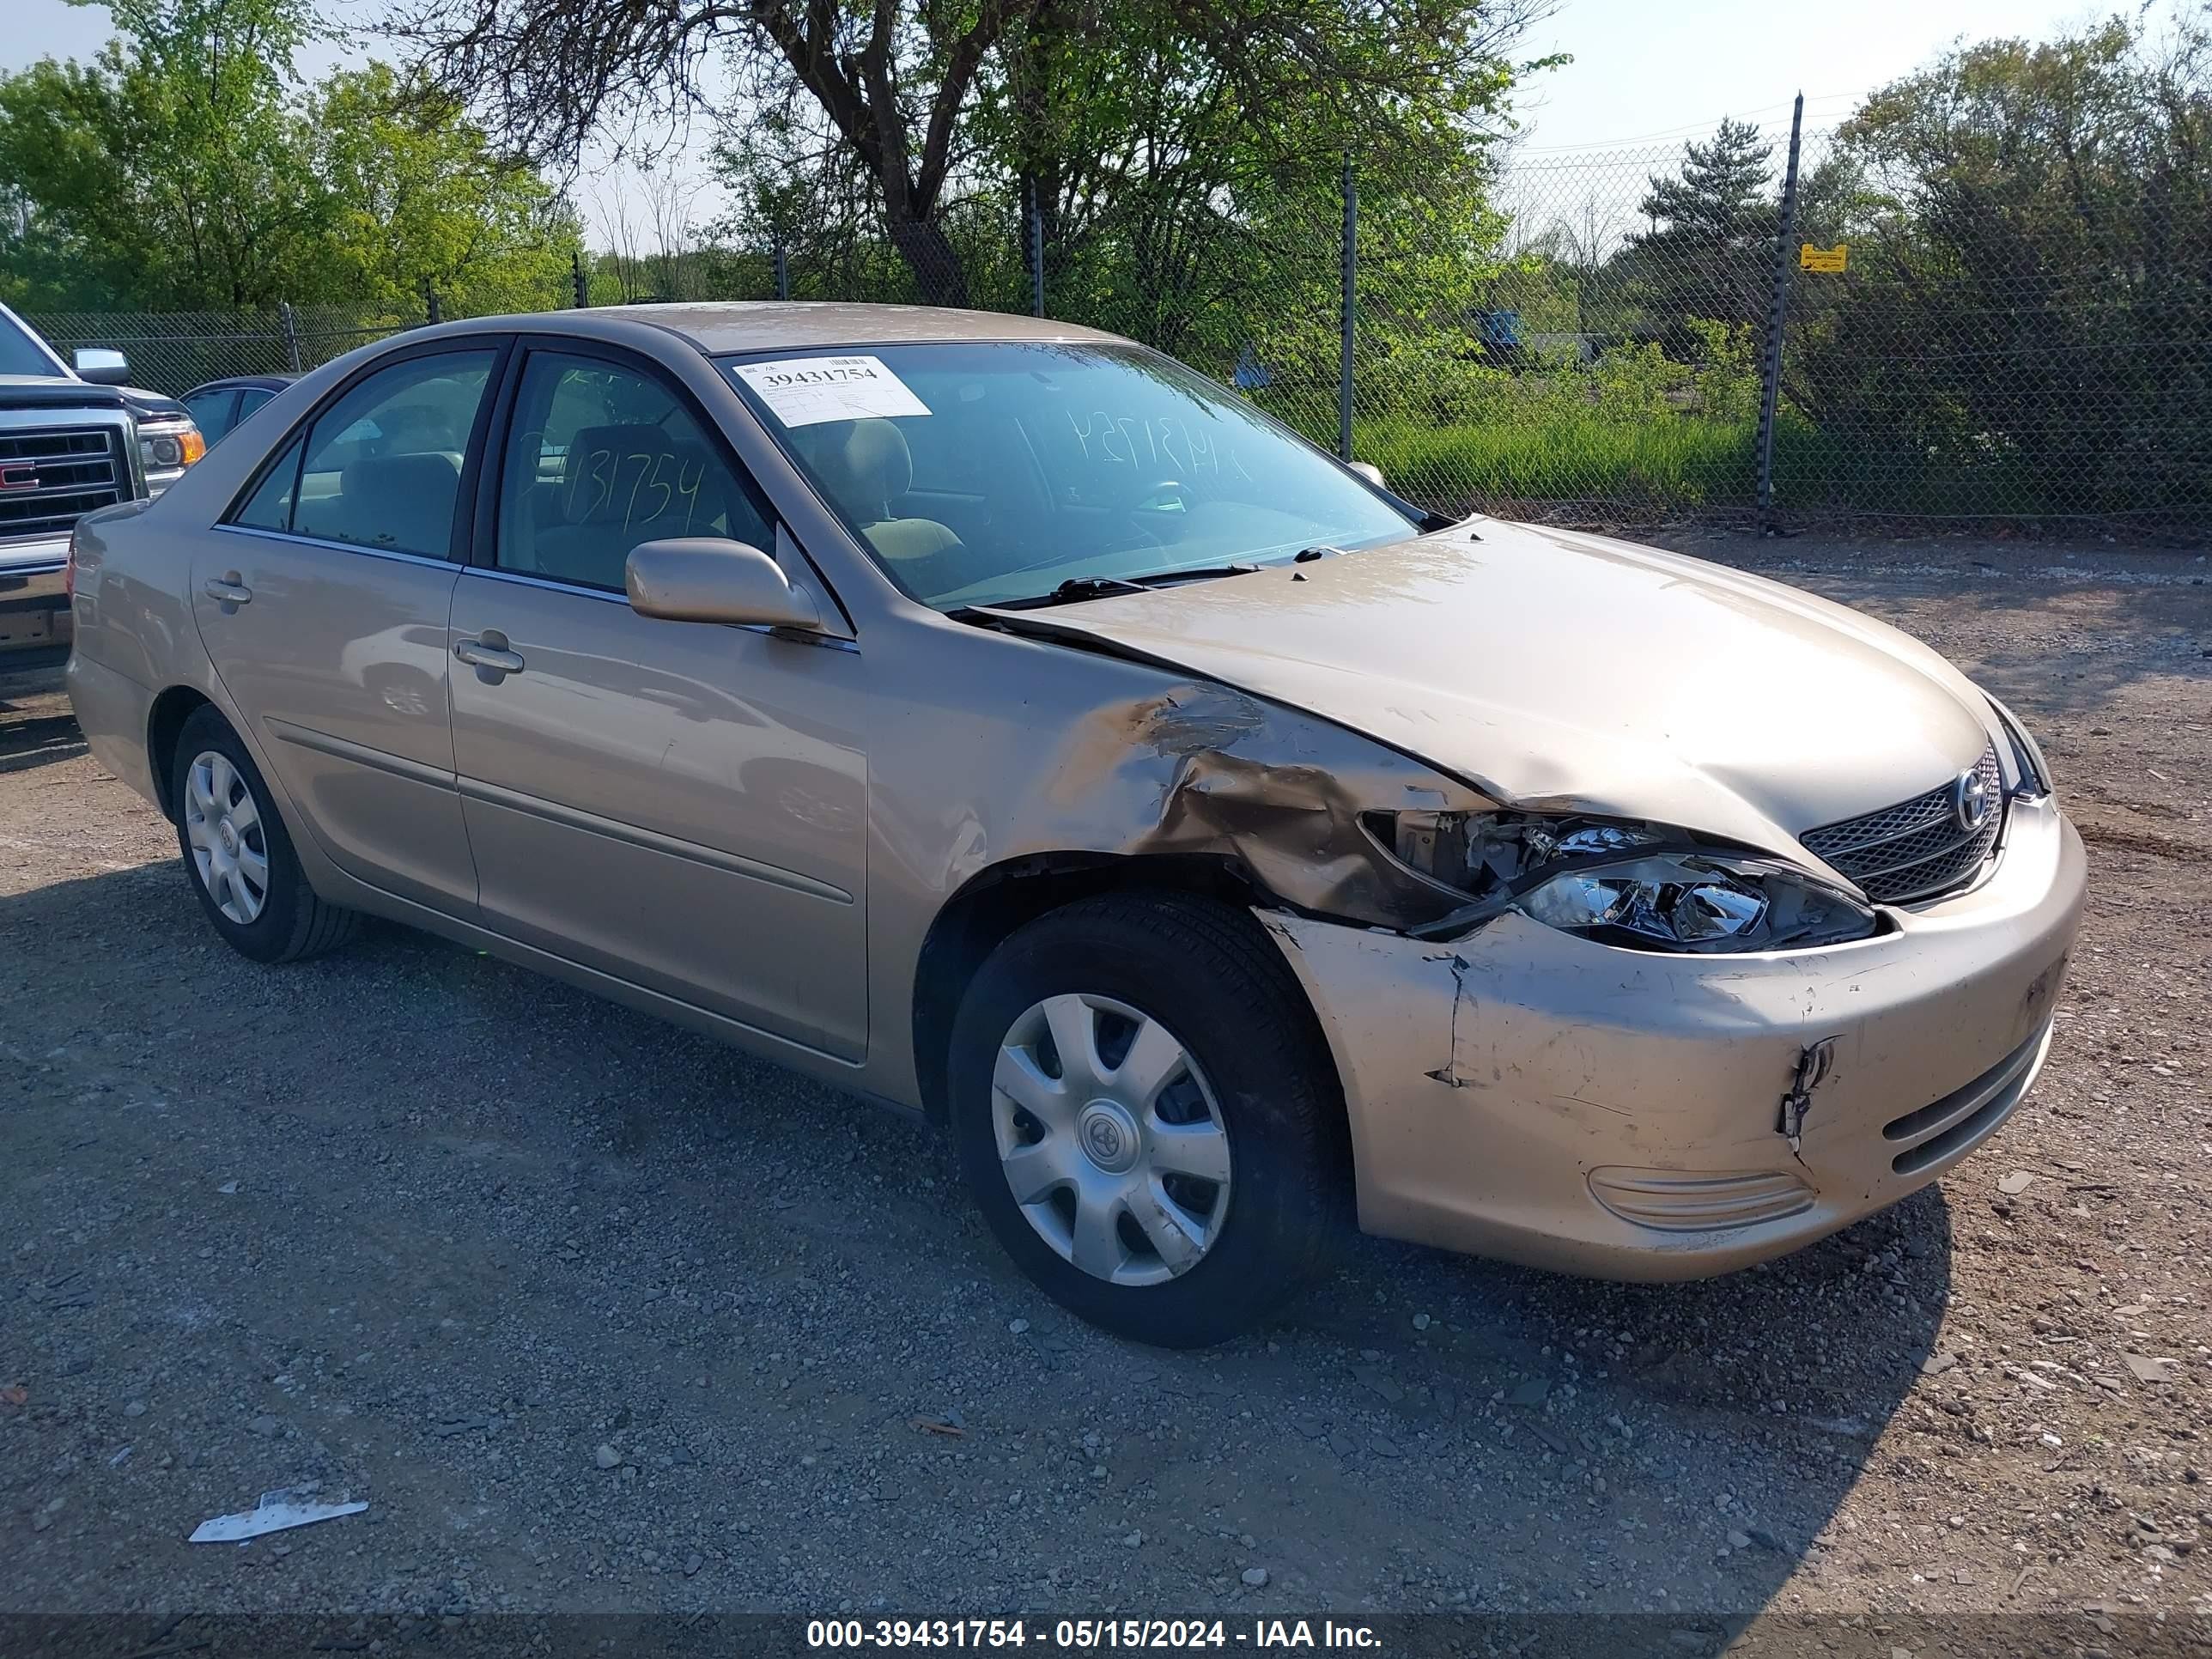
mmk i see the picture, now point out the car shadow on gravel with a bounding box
[3,860,1954,1622]
[1296,1188,1953,1618]
[0,709,88,775]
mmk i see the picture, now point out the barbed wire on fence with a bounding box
[25,99,2209,535]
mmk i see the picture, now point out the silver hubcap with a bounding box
[992,994,1233,1287]
[183,750,270,925]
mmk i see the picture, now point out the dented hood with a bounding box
[990,520,2002,860]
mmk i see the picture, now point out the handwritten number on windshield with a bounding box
[1068,410,1229,477]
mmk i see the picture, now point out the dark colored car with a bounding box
[180,375,296,447]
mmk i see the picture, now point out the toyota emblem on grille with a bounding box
[1953,767,1994,832]
[0,463,37,492]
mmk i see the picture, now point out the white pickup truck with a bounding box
[2,301,204,650]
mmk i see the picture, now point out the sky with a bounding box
[0,0,2150,246]
[1508,0,2122,155]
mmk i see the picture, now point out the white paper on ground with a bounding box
[188,1491,368,1543]
[732,355,931,427]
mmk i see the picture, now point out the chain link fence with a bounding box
[26,305,421,397]
[27,103,2209,535]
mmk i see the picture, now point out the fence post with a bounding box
[423,278,441,325]
[1755,94,1804,532]
[572,249,591,308]
[774,235,790,301]
[1025,178,1046,319]
[277,301,302,374]
[1339,152,1357,461]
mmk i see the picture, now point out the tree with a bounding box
[386,0,1557,306]
[314,64,580,314]
[0,0,331,307]
[1620,116,1777,343]
[1787,12,2212,517]
[0,0,580,312]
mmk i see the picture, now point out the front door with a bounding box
[191,344,501,915]
[447,346,869,1060]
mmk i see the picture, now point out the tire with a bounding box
[169,705,359,964]
[947,892,1347,1347]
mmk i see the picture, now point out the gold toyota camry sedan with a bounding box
[64,304,2086,1346]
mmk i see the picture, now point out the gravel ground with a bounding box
[1,533,2208,1638]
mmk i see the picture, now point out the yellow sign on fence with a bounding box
[1800,243,1849,273]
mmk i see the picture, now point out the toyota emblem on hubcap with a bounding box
[1076,1100,1141,1174]
[1953,768,1993,832]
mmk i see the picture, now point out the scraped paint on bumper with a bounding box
[1263,797,2087,1279]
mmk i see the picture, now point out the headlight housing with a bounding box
[1987,696,2052,800]
[139,422,205,472]
[1368,811,1880,952]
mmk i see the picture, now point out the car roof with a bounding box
[185,374,295,393]
[493,301,1128,355]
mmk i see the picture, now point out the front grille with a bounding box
[0,426,126,544]
[1801,744,2005,904]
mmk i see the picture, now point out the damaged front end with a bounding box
[981,632,1876,961]
[929,617,2082,1284]
[1370,810,1881,951]
[1018,677,1506,933]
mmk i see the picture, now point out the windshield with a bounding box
[719,341,1416,608]
[0,309,67,379]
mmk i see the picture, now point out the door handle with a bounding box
[454,634,526,678]
[202,574,252,606]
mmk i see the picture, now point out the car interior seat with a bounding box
[799,419,964,570]
[331,451,465,557]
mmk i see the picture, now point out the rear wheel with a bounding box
[948,892,1345,1346]
[170,706,358,963]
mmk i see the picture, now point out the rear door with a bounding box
[191,340,507,915]
[447,343,869,1060]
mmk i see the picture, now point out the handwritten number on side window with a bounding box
[566,447,711,533]
[674,458,704,532]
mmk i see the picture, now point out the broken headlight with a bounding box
[1369,811,1879,952]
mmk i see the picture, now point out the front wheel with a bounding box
[947,893,1346,1346]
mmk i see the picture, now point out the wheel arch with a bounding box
[146,684,216,822]
[909,852,1334,1127]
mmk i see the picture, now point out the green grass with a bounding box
[1340,410,2137,524]
[1358,412,1762,519]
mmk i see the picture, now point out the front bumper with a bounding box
[1266,796,2087,1279]
[1,538,70,611]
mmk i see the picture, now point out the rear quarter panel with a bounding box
[65,501,214,807]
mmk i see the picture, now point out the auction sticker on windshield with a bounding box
[733,355,932,426]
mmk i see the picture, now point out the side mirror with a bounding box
[73,347,131,385]
[625,537,825,633]
[1348,460,1385,489]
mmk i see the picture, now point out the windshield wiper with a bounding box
[989,564,1262,610]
